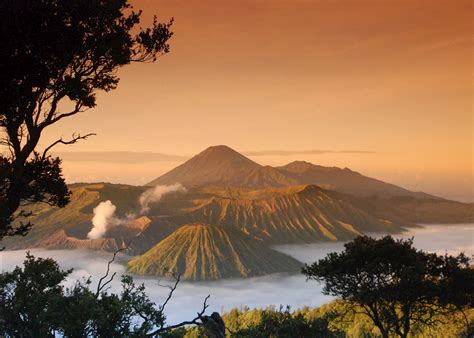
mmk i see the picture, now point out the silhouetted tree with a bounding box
[0,0,173,239]
[302,236,474,338]
[0,253,213,336]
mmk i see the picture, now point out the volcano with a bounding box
[127,223,303,280]
[147,145,436,199]
[147,145,262,187]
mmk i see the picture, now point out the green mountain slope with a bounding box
[127,224,303,280]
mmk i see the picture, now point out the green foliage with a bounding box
[313,301,474,338]
[175,303,473,338]
[180,305,341,338]
[303,235,474,338]
[0,253,166,337]
[0,155,71,238]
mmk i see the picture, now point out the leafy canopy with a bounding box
[0,0,173,239]
[0,253,171,337]
[302,235,474,338]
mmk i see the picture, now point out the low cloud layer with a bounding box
[0,249,330,327]
[1,224,472,325]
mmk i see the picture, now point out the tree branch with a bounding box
[147,294,211,336]
[95,247,126,297]
[158,273,181,314]
[41,132,96,159]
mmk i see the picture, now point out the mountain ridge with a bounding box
[4,181,473,280]
[277,161,434,199]
[147,145,437,199]
[147,145,261,187]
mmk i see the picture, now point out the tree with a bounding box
[0,252,213,337]
[0,0,173,239]
[0,3,224,335]
[302,235,474,338]
[208,305,340,338]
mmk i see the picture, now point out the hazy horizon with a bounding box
[54,147,473,202]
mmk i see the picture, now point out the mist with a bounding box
[1,224,472,325]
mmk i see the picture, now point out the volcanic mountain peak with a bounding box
[281,160,315,172]
[147,145,261,187]
[147,146,436,198]
[196,145,253,161]
[182,145,258,167]
[127,223,302,280]
[279,161,345,174]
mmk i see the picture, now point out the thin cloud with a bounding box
[54,149,374,163]
[243,150,375,156]
[55,151,188,163]
[416,36,471,53]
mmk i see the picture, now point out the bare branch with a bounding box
[95,247,126,297]
[157,273,181,320]
[147,294,211,336]
[41,132,96,159]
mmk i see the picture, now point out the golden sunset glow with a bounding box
[40,0,473,201]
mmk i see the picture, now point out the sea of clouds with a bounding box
[1,223,472,325]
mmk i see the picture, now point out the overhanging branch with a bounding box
[147,294,211,336]
[42,132,96,159]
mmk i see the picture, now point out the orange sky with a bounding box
[39,0,473,201]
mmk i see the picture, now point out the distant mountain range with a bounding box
[148,145,434,199]
[4,145,473,281]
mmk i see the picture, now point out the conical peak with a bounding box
[195,145,252,162]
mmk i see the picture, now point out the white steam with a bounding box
[139,183,186,214]
[87,200,118,240]
[87,183,186,239]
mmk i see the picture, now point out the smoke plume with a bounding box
[87,183,185,239]
[87,200,117,239]
[139,183,186,214]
